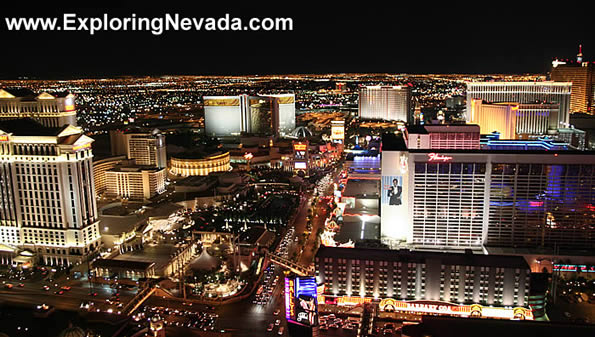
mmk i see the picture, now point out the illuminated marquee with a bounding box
[427,153,453,162]
[361,297,533,320]
[72,143,91,152]
[294,144,307,151]
[0,135,8,142]
[64,97,75,112]
[553,264,595,273]
[285,276,319,327]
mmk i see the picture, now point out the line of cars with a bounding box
[319,314,361,332]
[266,320,284,335]
[254,265,279,305]
[133,305,218,331]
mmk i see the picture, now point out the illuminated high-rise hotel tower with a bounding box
[0,119,101,266]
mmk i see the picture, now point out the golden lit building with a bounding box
[170,151,231,176]
[551,61,594,113]
[469,99,518,139]
[0,89,77,127]
[105,167,166,200]
[0,118,101,266]
[92,155,128,195]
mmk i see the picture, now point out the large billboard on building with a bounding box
[380,151,410,244]
[285,276,318,327]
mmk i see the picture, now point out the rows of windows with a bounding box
[317,259,527,306]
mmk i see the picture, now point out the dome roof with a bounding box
[290,126,312,138]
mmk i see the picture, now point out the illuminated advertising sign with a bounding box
[427,153,453,162]
[0,135,8,141]
[381,176,403,206]
[285,276,318,327]
[72,142,92,152]
[64,97,75,112]
[295,162,307,170]
[373,298,533,320]
[331,120,345,143]
[294,144,307,151]
[553,264,595,273]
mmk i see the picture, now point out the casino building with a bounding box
[358,86,413,122]
[203,94,296,138]
[0,119,101,266]
[380,132,595,254]
[466,82,571,137]
[0,89,77,127]
[170,151,231,177]
[316,246,533,320]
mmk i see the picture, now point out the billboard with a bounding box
[285,276,318,327]
[381,175,403,206]
[331,120,345,143]
[380,151,410,242]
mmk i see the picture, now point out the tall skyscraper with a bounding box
[551,47,594,113]
[204,93,296,138]
[358,86,412,121]
[0,118,101,266]
[0,89,77,127]
[466,81,572,135]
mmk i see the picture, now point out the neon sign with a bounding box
[427,153,453,162]
[0,135,8,141]
[294,144,307,151]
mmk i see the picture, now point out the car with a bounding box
[267,323,274,332]
[61,286,71,291]
[329,324,339,329]
[55,290,65,295]
[274,319,280,326]
[88,292,98,297]
[18,283,24,287]
[4,284,13,289]
[42,285,50,291]
[273,309,280,316]
[383,328,393,335]
[319,325,328,331]
[277,327,284,335]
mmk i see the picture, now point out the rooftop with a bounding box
[0,118,63,136]
[316,246,530,269]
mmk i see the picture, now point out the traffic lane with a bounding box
[0,280,133,312]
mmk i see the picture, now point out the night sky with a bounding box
[1,5,593,79]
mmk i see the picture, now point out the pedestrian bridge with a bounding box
[266,252,313,276]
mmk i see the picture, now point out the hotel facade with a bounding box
[358,86,413,122]
[466,82,571,136]
[380,133,595,254]
[0,119,101,266]
[203,94,296,137]
[316,246,533,320]
[0,89,77,128]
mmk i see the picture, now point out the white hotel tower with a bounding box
[0,118,101,266]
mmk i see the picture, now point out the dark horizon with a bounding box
[1,5,592,79]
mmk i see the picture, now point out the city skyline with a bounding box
[1,6,593,78]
